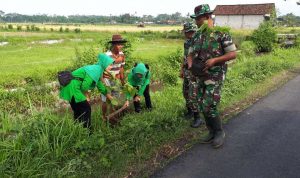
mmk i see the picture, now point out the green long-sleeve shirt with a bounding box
[60,68,107,103]
[126,69,151,100]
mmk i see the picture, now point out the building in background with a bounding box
[213,3,275,29]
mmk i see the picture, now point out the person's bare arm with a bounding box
[120,67,125,85]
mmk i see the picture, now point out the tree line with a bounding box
[278,13,300,27]
[0,10,189,24]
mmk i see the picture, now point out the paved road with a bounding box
[152,75,300,178]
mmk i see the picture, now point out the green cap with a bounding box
[190,4,213,19]
[183,22,197,33]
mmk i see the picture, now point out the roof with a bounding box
[213,3,275,15]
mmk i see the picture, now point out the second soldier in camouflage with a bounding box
[180,22,197,119]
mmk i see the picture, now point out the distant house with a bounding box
[213,3,275,29]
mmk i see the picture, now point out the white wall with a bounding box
[214,15,265,29]
[242,15,264,29]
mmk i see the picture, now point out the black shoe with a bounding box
[191,112,204,128]
[212,130,225,148]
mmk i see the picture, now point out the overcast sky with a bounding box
[1,0,299,16]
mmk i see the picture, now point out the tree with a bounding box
[0,10,4,16]
[251,22,277,52]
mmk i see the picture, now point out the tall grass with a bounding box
[1,46,300,177]
[222,47,300,107]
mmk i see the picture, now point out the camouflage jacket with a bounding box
[188,28,236,79]
[183,38,193,68]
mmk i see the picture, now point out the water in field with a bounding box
[0,41,8,46]
[31,39,64,44]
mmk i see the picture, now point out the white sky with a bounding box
[1,0,299,16]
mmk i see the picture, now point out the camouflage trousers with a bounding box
[183,69,193,109]
[188,74,225,119]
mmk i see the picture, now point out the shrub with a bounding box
[50,28,54,32]
[164,30,182,39]
[161,65,178,86]
[34,27,40,31]
[74,28,81,33]
[73,47,98,68]
[8,24,13,30]
[17,25,22,31]
[240,41,256,56]
[161,48,182,70]
[251,22,277,52]
[26,25,30,31]
[158,49,182,85]
[65,28,69,32]
[30,25,35,31]
[59,26,63,32]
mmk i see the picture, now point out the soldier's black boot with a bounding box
[183,107,193,119]
[200,117,214,143]
[191,112,204,128]
[211,117,225,148]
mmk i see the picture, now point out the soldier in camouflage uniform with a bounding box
[180,22,197,119]
[188,4,237,148]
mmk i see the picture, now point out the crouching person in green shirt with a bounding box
[124,63,152,113]
[60,54,114,130]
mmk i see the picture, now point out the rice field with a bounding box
[1,23,182,32]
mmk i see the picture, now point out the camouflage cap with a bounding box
[183,22,197,33]
[190,4,213,19]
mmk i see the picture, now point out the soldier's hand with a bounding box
[204,58,216,71]
[187,56,193,69]
[134,96,141,102]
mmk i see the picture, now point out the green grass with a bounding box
[0,31,183,87]
[1,45,300,177]
[1,28,300,177]
[132,39,182,59]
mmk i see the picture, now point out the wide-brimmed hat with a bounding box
[190,4,213,19]
[108,34,127,44]
[182,22,197,33]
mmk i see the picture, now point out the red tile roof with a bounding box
[213,3,275,15]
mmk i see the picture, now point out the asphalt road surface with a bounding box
[152,75,300,178]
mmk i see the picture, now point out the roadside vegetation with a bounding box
[0,23,300,177]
